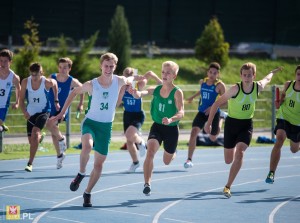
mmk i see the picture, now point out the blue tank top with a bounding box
[122,89,142,112]
[49,73,73,118]
[198,79,220,113]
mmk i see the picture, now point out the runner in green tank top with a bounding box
[266,65,300,184]
[130,61,184,196]
[204,63,282,198]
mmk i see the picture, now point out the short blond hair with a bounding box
[240,62,256,75]
[100,52,118,65]
[123,67,134,77]
[162,61,179,75]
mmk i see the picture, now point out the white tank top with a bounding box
[0,70,14,108]
[26,76,50,116]
[85,75,119,122]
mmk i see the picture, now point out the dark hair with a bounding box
[29,62,42,73]
[209,62,221,71]
[295,65,300,73]
[0,49,13,61]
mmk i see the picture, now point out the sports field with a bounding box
[0,146,299,223]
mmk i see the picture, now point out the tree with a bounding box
[14,18,42,79]
[195,17,230,67]
[108,5,132,74]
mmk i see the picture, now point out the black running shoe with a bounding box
[83,192,92,207]
[70,173,85,191]
[143,183,151,196]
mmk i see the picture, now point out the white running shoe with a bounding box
[59,136,67,153]
[184,159,194,168]
[57,153,65,169]
[137,139,147,157]
[128,162,140,173]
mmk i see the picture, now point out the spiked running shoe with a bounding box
[265,171,275,184]
[128,162,140,173]
[184,159,193,168]
[25,163,33,172]
[56,153,65,169]
[223,186,231,198]
[83,192,92,207]
[143,183,151,196]
[70,173,85,191]
[136,139,147,157]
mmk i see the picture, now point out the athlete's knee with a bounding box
[290,146,299,153]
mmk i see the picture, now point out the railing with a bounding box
[0,85,281,152]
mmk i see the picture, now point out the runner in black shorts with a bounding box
[265,65,300,184]
[117,67,162,173]
[205,63,282,198]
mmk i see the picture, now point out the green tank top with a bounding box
[150,85,180,126]
[228,82,258,119]
[276,81,300,126]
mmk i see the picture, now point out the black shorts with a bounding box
[274,119,300,142]
[148,122,179,154]
[123,111,145,132]
[192,111,220,135]
[224,116,253,148]
[27,112,50,136]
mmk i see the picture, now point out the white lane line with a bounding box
[269,193,300,223]
[153,175,300,223]
[0,193,58,204]
[46,215,87,223]
[0,179,56,190]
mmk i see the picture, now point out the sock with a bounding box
[57,154,63,158]
[133,161,139,165]
[187,158,192,161]
[84,191,90,195]
[79,171,86,176]
[0,126,3,131]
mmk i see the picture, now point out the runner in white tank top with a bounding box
[0,49,21,131]
[51,52,139,207]
[85,75,119,122]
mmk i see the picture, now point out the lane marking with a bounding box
[269,193,300,223]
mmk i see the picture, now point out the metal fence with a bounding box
[0,85,281,151]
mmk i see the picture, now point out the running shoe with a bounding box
[25,163,32,172]
[70,173,85,191]
[143,183,151,196]
[39,131,46,144]
[56,153,65,169]
[223,186,231,198]
[184,159,193,168]
[59,136,67,153]
[0,124,9,132]
[83,192,92,207]
[265,171,275,184]
[136,139,147,157]
[128,162,140,173]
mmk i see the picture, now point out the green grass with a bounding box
[3,55,296,158]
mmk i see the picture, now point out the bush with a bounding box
[195,17,230,67]
[72,31,99,82]
[108,5,132,74]
[14,18,42,79]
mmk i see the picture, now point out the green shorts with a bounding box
[82,118,112,155]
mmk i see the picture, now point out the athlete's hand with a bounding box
[204,123,212,134]
[162,117,172,125]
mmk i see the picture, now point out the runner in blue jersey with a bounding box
[117,68,162,173]
[47,57,84,169]
[184,62,226,168]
